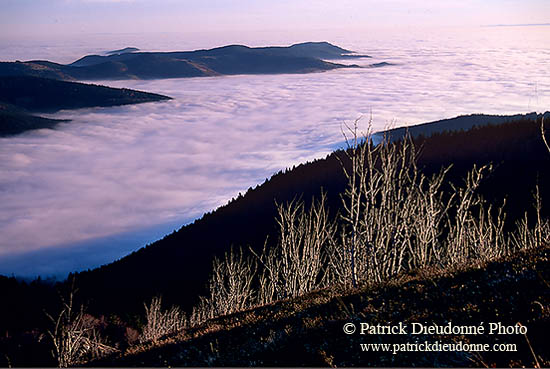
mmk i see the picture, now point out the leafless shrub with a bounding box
[189,297,211,328]
[330,119,454,285]
[511,186,550,250]
[45,283,116,367]
[252,193,334,303]
[333,118,371,287]
[406,166,452,269]
[191,246,256,325]
[140,296,186,343]
[444,165,510,263]
[541,117,550,155]
[188,116,550,327]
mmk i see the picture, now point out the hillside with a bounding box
[71,112,550,317]
[0,76,170,112]
[93,245,550,367]
[0,76,171,135]
[0,111,549,367]
[379,112,545,142]
[0,42,368,80]
[0,102,68,136]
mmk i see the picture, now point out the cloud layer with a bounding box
[0,26,549,277]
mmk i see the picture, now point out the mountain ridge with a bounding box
[0,76,171,136]
[0,42,370,81]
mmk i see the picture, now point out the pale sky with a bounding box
[1,0,549,40]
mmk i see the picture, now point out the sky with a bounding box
[1,0,549,41]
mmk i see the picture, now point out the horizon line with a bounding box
[482,22,550,27]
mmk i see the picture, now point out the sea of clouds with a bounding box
[0,26,548,277]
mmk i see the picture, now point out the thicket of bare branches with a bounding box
[510,186,550,250]
[140,296,186,343]
[444,164,510,263]
[46,284,116,367]
[542,117,550,154]
[185,118,549,328]
[328,122,450,285]
[190,247,256,326]
[330,120,548,286]
[253,194,335,304]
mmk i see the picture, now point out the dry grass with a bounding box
[91,245,550,367]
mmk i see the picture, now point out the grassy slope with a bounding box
[94,245,550,367]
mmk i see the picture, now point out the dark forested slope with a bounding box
[0,76,170,112]
[0,76,170,135]
[72,112,550,317]
[0,102,68,136]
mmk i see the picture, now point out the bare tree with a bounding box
[186,115,550,329]
[140,296,186,343]
[45,282,116,367]
[331,121,452,285]
[541,117,550,154]
[511,185,550,250]
[253,193,334,303]
[191,246,256,325]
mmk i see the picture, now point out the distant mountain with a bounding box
[105,47,139,55]
[0,102,68,136]
[0,76,171,112]
[242,41,369,59]
[0,42,367,81]
[0,76,171,135]
[369,61,395,68]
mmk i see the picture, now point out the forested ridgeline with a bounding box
[73,112,550,316]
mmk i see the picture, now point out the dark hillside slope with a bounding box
[0,76,171,135]
[0,102,68,136]
[106,47,139,55]
[94,245,550,367]
[0,76,170,112]
[381,112,544,142]
[0,61,73,80]
[73,113,550,317]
